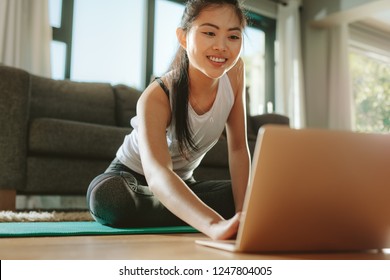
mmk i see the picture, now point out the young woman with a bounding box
[87,0,250,240]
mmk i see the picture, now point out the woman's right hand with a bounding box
[208,212,242,240]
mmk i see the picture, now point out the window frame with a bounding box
[246,12,276,112]
[52,0,74,79]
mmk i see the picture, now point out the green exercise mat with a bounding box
[0,221,198,237]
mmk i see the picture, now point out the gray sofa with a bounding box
[0,65,289,210]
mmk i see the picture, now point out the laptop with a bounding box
[196,125,390,253]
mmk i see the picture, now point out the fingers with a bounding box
[210,212,242,240]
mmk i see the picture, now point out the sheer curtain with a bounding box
[275,0,306,128]
[327,24,354,130]
[0,0,52,77]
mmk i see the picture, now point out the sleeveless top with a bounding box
[116,73,235,180]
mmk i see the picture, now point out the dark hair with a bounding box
[169,0,247,159]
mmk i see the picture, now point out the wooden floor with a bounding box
[1,233,390,260]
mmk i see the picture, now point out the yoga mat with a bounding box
[0,221,198,237]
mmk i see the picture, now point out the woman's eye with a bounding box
[229,35,241,40]
[203,32,215,37]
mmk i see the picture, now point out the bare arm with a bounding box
[137,81,239,240]
[226,59,251,212]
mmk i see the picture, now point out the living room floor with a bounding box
[1,233,390,260]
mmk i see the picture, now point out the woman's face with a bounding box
[178,5,243,80]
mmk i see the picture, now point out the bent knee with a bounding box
[86,173,136,227]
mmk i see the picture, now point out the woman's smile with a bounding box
[208,56,227,63]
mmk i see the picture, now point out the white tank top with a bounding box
[116,73,235,180]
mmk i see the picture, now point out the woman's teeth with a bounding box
[208,56,226,63]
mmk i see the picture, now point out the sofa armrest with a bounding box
[0,65,30,190]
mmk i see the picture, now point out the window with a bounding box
[71,0,145,89]
[350,49,390,133]
[49,0,74,80]
[50,0,146,88]
[242,27,266,115]
[49,0,276,111]
[349,23,390,133]
[49,0,62,28]
[50,41,67,79]
[153,0,185,77]
[245,13,276,115]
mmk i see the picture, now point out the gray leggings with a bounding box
[86,158,235,228]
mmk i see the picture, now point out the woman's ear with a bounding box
[176,28,187,49]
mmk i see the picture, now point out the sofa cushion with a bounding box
[113,84,142,127]
[29,118,131,160]
[30,76,116,126]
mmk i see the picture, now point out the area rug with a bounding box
[0,210,93,222]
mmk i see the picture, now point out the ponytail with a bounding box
[170,46,198,159]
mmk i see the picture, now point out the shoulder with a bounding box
[226,58,245,97]
[137,78,171,127]
[139,78,169,105]
[139,71,177,110]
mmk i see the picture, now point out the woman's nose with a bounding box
[213,37,227,52]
